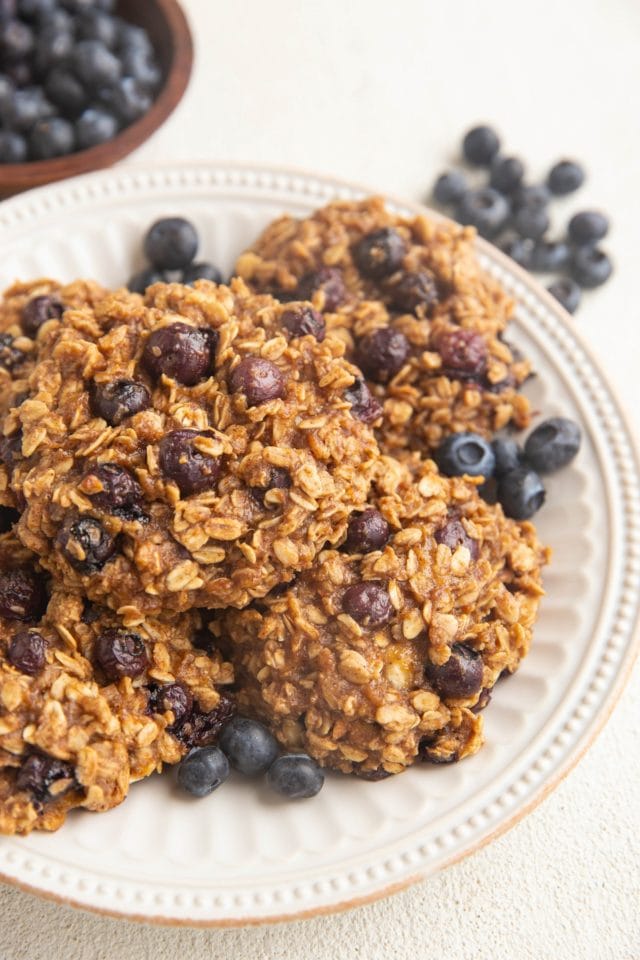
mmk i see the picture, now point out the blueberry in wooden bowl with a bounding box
[0,0,193,197]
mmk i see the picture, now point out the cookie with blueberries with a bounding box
[221,454,548,778]
[235,197,532,458]
[3,281,380,615]
[0,532,234,835]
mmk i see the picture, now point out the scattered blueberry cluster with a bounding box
[128,217,224,293]
[435,416,581,520]
[177,716,325,801]
[0,0,162,163]
[432,125,613,314]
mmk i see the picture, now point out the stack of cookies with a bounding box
[0,198,548,834]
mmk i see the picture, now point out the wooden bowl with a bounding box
[0,0,193,197]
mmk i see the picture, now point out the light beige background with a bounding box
[1,1,639,957]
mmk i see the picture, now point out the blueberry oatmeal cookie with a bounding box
[222,455,547,777]
[235,197,531,456]
[3,281,379,616]
[0,533,233,835]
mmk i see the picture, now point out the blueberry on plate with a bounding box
[219,716,279,775]
[456,187,509,238]
[498,235,535,269]
[570,246,613,289]
[144,217,198,270]
[547,278,581,314]
[177,746,229,798]
[547,159,585,196]
[568,210,609,246]
[432,170,468,206]
[266,754,325,799]
[489,155,525,194]
[513,204,550,240]
[435,432,496,479]
[182,261,224,285]
[29,116,74,160]
[510,183,551,212]
[462,125,500,166]
[498,467,545,520]
[531,240,570,273]
[492,437,524,476]
[524,416,581,473]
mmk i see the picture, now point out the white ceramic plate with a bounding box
[0,163,638,926]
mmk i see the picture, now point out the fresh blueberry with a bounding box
[497,467,546,519]
[17,0,57,17]
[33,29,73,76]
[44,68,88,116]
[498,235,535,269]
[75,107,119,149]
[73,39,121,87]
[177,746,230,798]
[219,716,279,775]
[570,246,613,288]
[266,754,325,799]
[37,8,73,32]
[489,155,525,194]
[524,417,581,473]
[0,130,26,162]
[547,159,585,196]
[76,9,118,47]
[435,432,496,478]
[117,22,152,55]
[29,116,74,159]
[0,0,15,17]
[120,46,161,91]
[0,18,33,61]
[432,170,468,206]
[462,125,500,166]
[456,187,509,238]
[531,240,570,273]
[127,266,167,293]
[547,278,581,314]
[513,204,550,240]
[492,437,524,476]
[0,72,13,112]
[182,261,224,285]
[3,87,53,133]
[98,76,151,124]
[568,211,609,246]
[144,217,198,270]
[510,183,550,212]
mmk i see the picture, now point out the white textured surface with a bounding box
[1,0,639,955]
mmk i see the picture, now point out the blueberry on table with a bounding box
[492,437,524,476]
[462,125,500,166]
[489,155,525,194]
[0,130,26,163]
[144,217,199,270]
[511,183,551,212]
[75,107,119,149]
[425,644,483,699]
[568,210,609,246]
[266,754,325,799]
[456,187,509,238]
[432,170,468,206]
[127,266,166,294]
[182,261,224,285]
[73,39,122,87]
[498,236,535,270]
[524,416,581,473]
[570,246,613,288]
[435,432,496,479]
[177,746,230,798]
[547,278,581,314]
[547,159,585,196]
[29,116,74,160]
[497,467,546,520]
[513,204,550,240]
[531,240,570,273]
[218,716,279,775]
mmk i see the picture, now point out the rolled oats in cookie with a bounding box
[235,197,532,455]
[0,533,233,835]
[5,281,379,615]
[222,455,547,777]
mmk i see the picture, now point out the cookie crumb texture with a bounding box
[236,197,532,455]
[224,457,547,776]
[0,534,233,835]
[2,281,379,615]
